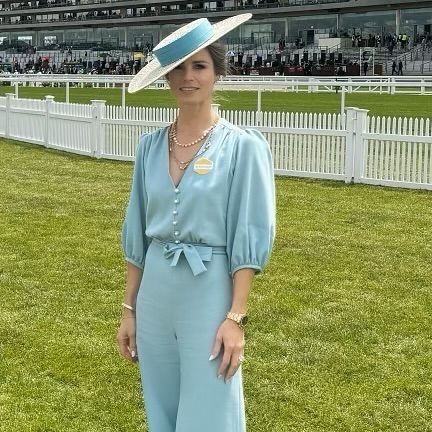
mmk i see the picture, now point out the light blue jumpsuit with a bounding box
[122,118,276,432]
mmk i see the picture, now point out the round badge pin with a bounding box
[194,157,214,175]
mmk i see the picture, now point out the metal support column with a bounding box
[396,9,401,36]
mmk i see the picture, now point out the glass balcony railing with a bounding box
[0,0,350,14]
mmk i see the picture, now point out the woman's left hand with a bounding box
[209,319,245,383]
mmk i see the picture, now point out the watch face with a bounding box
[240,316,248,326]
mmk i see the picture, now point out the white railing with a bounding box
[362,115,432,187]
[1,74,432,105]
[1,74,431,115]
[0,94,431,190]
[2,74,432,87]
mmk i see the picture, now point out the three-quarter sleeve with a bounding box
[226,129,276,277]
[121,135,148,269]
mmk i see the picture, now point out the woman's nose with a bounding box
[182,66,194,81]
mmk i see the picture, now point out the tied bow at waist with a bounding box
[152,239,226,276]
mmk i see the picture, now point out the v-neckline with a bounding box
[165,122,219,189]
[165,126,193,189]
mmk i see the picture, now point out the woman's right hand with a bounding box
[117,315,138,363]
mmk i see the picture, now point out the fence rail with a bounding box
[0,94,431,190]
[1,75,432,107]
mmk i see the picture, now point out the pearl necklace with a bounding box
[170,117,218,148]
[168,123,214,171]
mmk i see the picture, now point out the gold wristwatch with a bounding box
[226,311,248,330]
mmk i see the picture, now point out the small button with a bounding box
[173,210,178,215]
[174,240,180,244]
[172,221,178,226]
[174,199,179,204]
[174,231,180,236]
[174,188,180,194]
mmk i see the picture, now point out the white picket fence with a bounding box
[0,93,431,190]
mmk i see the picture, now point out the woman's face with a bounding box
[167,48,217,107]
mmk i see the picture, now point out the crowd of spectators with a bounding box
[1,29,430,77]
[349,31,432,54]
[351,32,410,51]
[0,52,149,74]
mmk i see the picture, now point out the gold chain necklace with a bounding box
[168,124,214,171]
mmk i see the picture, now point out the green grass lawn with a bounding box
[1,137,431,431]
[0,85,431,118]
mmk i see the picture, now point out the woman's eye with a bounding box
[194,64,205,69]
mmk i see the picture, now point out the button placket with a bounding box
[172,188,181,243]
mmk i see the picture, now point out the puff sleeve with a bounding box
[226,129,276,277]
[121,135,148,269]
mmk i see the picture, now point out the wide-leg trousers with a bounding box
[135,240,246,432]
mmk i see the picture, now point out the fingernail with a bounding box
[209,354,216,361]
[131,350,136,358]
[217,374,223,380]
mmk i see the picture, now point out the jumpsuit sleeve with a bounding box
[226,129,276,277]
[121,135,148,269]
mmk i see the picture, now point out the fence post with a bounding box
[5,93,15,139]
[347,77,352,93]
[257,86,262,126]
[44,95,55,148]
[345,108,355,184]
[309,78,318,93]
[352,108,369,184]
[122,82,126,109]
[345,107,369,184]
[91,100,106,159]
[211,103,220,116]
[340,86,345,120]
[391,77,396,95]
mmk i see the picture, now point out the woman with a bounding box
[117,14,275,432]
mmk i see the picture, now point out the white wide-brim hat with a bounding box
[128,13,252,93]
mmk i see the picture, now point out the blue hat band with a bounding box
[153,19,214,67]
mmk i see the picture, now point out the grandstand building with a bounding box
[0,0,431,52]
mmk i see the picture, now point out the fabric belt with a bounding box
[151,238,226,276]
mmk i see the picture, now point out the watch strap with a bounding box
[226,311,247,328]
